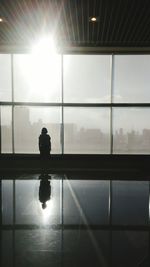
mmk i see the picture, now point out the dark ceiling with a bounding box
[0,0,150,48]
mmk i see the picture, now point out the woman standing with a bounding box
[39,127,51,158]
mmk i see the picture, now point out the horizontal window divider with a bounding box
[1,224,149,231]
[1,102,150,107]
[0,102,63,107]
[111,103,150,107]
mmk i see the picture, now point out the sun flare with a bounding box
[32,36,56,56]
[29,36,60,101]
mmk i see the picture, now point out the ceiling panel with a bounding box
[0,0,149,48]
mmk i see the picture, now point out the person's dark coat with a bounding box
[39,128,51,157]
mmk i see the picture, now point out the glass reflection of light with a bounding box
[40,198,54,224]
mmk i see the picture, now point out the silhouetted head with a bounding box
[42,202,47,209]
[41,127,48,134]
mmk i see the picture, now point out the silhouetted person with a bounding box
[39,127,51,158]
[39,174,51,209]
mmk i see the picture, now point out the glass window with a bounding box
[64,107,110,154]
[2,180,13,224]
[13,54,61,102]
[14,106,61,153]
[63,180,109,224]
[112,181,149,225]
[16,179,61,225]
[63,55,111,103]
[112,231,149,267]
[0,54,12,101]
[113,55,150,103]
[1,106,12,153]
[113,108,150,154]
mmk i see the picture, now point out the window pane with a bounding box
[113,108,150,154]
[0,54,12,101]
[14,106,61,153]
[64,55,111,103]
[112,181,149,225]
[113,55,150,103]
[1,106,12,153]
[16,179,61,225]
[2,180,13,224]
[63,180,109,225]
[13,54,61,102]
[64,107,110,154]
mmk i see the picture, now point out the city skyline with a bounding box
[1,109,150,153]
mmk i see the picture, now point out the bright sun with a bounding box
[23,35,61,101]
[32,36,56,56]
[16,35,60,102]
[16,37,61,102]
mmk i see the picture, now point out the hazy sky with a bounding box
[1,54,150,133]
[1,54,150,103]
[113,55,150,103]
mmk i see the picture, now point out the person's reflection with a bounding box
[39,174,51,209]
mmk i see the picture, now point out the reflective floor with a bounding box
[0,174,150,267]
